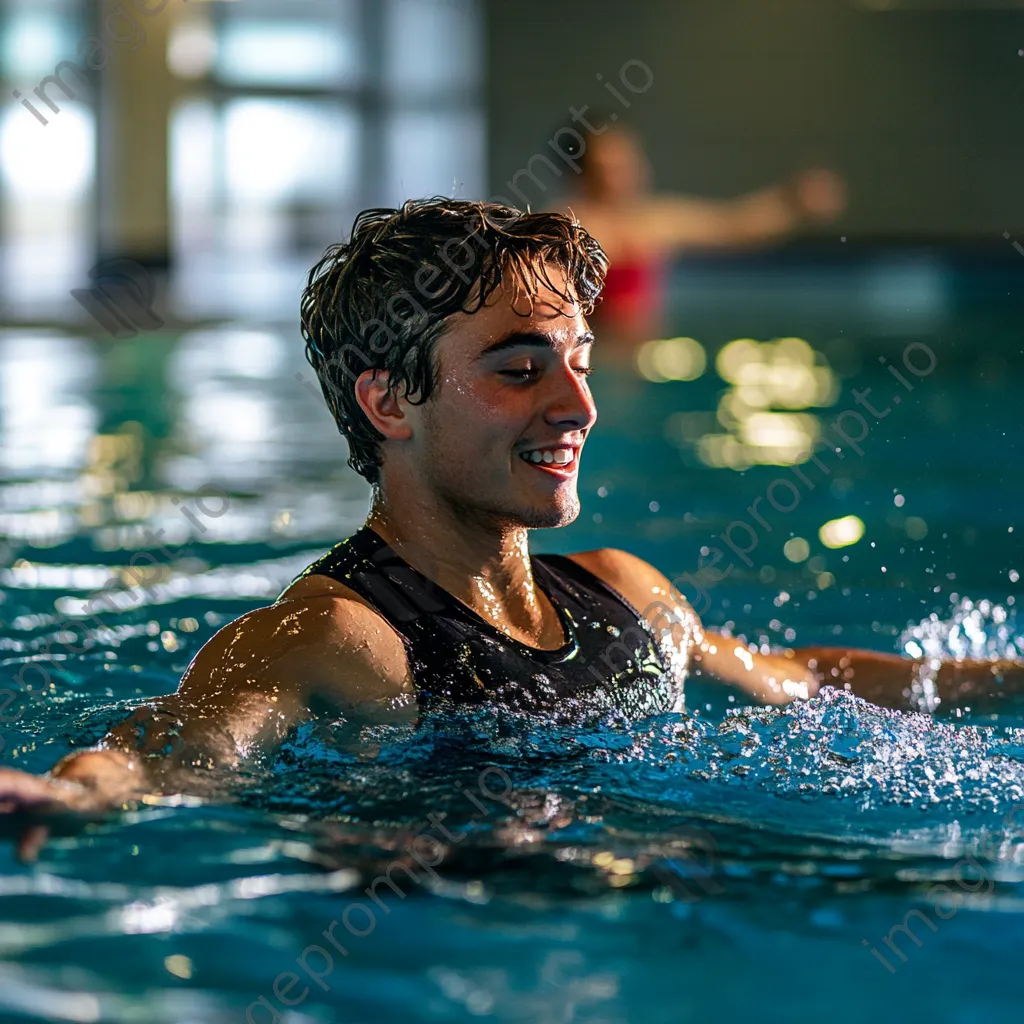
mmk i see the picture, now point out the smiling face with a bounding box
[383,264,598,530]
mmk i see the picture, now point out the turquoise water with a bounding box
[3,251,1024,1022]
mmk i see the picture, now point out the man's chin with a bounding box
[516,495,581,530]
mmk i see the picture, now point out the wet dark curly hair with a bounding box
[300,196,608,484]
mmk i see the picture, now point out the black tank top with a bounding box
[297,527,685,720]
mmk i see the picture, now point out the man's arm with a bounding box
[0,584,415,856]
[690,634,818,705]
[565,547,817,704]
[566,547,1024,709]
[692,638,1024,711]
[790,645,1024,710]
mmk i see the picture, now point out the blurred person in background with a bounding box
[551,123,847,346]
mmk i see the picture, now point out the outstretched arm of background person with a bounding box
[648,168,847,249]
[0,591,414,859]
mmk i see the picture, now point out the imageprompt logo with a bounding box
[71,259,164,338]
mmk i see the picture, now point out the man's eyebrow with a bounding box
[477,330,595,358]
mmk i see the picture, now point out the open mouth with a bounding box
[518,446,579,477]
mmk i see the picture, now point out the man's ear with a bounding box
[354,369,413,440]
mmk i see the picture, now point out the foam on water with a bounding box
[9,591,1024,856]
[900,597,1023,663]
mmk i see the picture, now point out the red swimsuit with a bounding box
[597,257,665,331]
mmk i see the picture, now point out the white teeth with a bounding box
[521,447,575,467]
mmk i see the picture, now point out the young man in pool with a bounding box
[0,198,1015,849]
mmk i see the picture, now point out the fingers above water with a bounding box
[0,768,91,814]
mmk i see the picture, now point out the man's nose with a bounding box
[544,364,597,430]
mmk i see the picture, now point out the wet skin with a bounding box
[1,265,1021,861]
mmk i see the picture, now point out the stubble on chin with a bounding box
[519,489,581,530]
[458,486,581,531]
[428,446,583,529]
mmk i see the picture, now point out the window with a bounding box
[0,0,92,316]
[169,0,484,318]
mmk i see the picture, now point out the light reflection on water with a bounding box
[0,324,373,553]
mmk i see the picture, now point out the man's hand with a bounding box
[0,750,145,862]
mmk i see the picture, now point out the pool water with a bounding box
[2,249,1024,1023]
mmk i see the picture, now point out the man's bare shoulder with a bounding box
[564,548,692,619]
[179,573,413,709]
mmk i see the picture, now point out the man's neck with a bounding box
[363,495,561,647]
